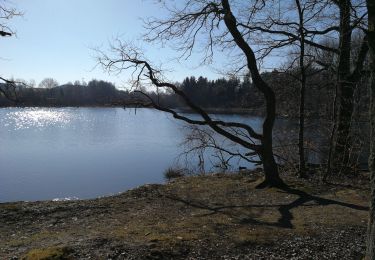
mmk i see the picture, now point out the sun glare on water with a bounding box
[3,108,73,130]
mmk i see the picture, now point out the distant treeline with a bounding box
[152,69,369,119]
[0,80,131,107]
[0,70,369,120]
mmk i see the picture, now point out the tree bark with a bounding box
[331,0,369,173]
[366,0,375,258]
[332,0,354,172]
[296,0,306,178]
[258,137,285,188]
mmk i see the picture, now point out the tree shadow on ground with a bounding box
[162,185,368,229]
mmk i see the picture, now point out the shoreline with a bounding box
[0,171,369,259]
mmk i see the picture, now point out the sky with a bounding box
[0,0,224,89]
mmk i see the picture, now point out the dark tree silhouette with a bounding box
[330,0,368,172]
[0,1,20,37]
[0,1,23,101]
[366,0,375,258]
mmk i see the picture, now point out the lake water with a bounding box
[0,107,268,202]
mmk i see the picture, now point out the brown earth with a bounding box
[0,171,370,259]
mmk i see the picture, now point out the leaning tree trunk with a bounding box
[222,0,285,188]
[366,0,375,258]
[258,80,285,188]
[367,58,375,260]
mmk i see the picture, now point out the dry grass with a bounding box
[23,246,71,260]
[0,172,369,258]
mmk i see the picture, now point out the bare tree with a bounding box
[224,0,328,178]
[237,0,339,177]
[234,0,368,173]
[98,0,289,188]
[330,0,368,172]
[0,1,23,102]
[179,125,259,173]
[38,78,59,89]
[366,0,375,258]
[295,0,308,178]
[0,0,21,37]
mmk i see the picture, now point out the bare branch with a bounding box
[96,41,262,152]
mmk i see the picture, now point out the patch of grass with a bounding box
[6,231,65,248]
[334,189,367,203]
[110,218,200,245]
[164,167,185,181]
[231,226,284,245]
[23,246,71,260]
[0,203,22,211]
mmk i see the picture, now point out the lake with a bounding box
[0,107,269,202]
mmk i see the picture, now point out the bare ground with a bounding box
[0,171,370,259]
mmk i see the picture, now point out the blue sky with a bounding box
[0,0,223,88]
